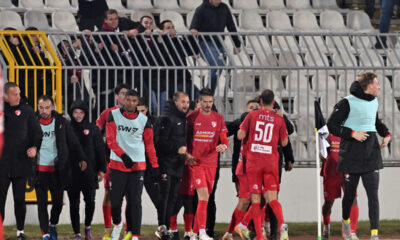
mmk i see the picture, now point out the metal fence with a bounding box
[1,30,400,163]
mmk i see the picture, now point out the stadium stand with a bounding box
[24,11,52,30]
[0,11,24,30]
[52,11,79,31]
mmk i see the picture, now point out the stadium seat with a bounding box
[304,52,329,69]
[293,11,327,52]
[326,35,355,53]
[160,11,188,32]
[332,51,358,74]
[260,72,285,92]
[387,51,400,68]
[106,0,131,14]
[320,10,350,32]
[127,0,153,10]
[359,50,385,70]
[268,11,299,51]
[278,52,303,75]
[71,0,78,7]
[286,0,313,10]
[293,115,315,142]
[312,0,342,10]
[52,11,79,31]
[179,0,200,10]
[245,35,273,53]
[377,89,397,115]
[24,11,51,30]
[45,0,77,13]
[347,11,377,33]
[19,0,46,10]
[259,0,286,11]
[311,75,337,95]
[239,11,266,31]
[285,73,313,95]
[0,0,16,9]
[154,0,182,11]
[0,10,24,30]
[130,11,155,25]
[232,0,259,10]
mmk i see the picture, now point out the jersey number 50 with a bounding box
[254,121,274,143]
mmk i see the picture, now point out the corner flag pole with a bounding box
[315,129,322,240]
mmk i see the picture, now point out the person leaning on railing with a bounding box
[189,0,241,95]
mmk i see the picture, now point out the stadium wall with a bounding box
[3,167,400,226]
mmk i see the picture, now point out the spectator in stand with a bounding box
[189,0,241,95]
[78,0,108,31]
[376,0,395,49]
[158,20,200,110]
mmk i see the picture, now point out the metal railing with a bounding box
[0,30,62,112]
[2,30,400,162]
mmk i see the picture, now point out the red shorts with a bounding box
[247,166,279,193]
[189,165,216,194]
[323,175,357,201]
[236,174,251,199]
[179,166,194,196]
[104,164,110,189]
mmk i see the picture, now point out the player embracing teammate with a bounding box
[235,89,289,240]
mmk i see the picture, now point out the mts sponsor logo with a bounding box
[118,125,138,134]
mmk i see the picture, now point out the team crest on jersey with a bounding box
[211,121,217,128]
[15,110,21,116]
[83,129,90,135]
[253,184,258,190]
[196,178,201,185]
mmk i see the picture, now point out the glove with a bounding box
[150,167,160,183]
[121,154,134,169]
[232,174,238,183]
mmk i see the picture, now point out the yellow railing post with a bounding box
[0,30,62,113]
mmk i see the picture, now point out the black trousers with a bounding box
[157,175,182,228]
[0,176,26,231]
[35,171,64,234]
[144,177,160,209]
[206,166,220,237]
[67,180,96,234]
[110,169,144,235]
[342,171,380,229]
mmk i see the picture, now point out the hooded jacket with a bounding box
[327,81,390,173]
[69,100,107,189]
[153,100,187,177]
[36,111,87,189]
[0,102,43,178]
[189,0,241,48]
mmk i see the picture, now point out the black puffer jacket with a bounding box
[36,111,87,189]
[153,100,187,177]
[69,100,107,189]
[327,81,390,173]
[1,102,42,178]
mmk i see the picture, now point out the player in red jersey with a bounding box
[186,88,229,240]
[235,89,289,240]
[321,134,359,240]
[96,83,129,240]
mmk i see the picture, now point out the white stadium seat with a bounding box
[232,0,259,10]
[19,0,45,9]
[52,11,79,31]
[239,11,266,31]
[0,10,24,30]
[320,10,350,32]
[287,0,312,10]
[154,0,181,10]
[127,0,153,10]
[179,0,200,10]
[24,11,51,30]
[106,0,130,14]
[260,0,286,10]
[45,0,77,13]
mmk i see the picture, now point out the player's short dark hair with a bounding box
[105,9,118,19]
[4,82,19,93]
[358,72,377,91]
[173,91,189,102]
[260,89,274,106]
[189,100,196,111]
[199,88,213,99]
[159,20,172,30]
[137,97,148,108]
[125,89,140,98]
[114,83,130,95]
[140,15,153,23]
[38,95,54,105]
[246,99,258,106]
